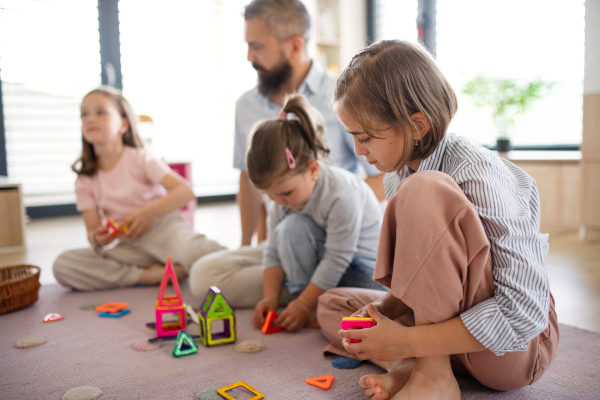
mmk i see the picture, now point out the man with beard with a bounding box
[187,0,384,307]
[234,0,384,246]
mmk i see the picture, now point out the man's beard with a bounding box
[253,57,293,97]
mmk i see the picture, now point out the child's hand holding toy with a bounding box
[339,303,409,362]
[252,297,279,328]
[91,225,117,247]
[120,207,154,239]
[277,298,314,331]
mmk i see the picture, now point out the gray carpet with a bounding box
[1,284,599,399]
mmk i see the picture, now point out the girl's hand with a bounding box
[339,304,408,362]
[90,225,115,247]
[351,301,388,319]
[120,208,156,239]
[252,297,279,328]
[278,299,311,331]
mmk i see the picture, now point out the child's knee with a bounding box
[188,253,222,298]
[52,250,78,287]
[274,213,321,243]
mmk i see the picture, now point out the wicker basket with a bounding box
[0,264,41,315]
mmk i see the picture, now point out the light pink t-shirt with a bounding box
[75,147,172,220]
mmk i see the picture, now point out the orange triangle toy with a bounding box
[261,311,285,334]
[306,375,334,390]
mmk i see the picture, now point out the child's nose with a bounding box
[354,143,368,157]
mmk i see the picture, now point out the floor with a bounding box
[2,201,599,333]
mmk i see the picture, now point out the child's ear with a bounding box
[308,160,321,180]
[119,117,130,135]
[410,112,431,140]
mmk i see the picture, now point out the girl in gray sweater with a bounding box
[247,94,384,331]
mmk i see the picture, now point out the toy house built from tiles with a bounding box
[198,286,236,347]
[155,257,186,337]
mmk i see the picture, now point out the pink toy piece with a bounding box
[43,313,64,322]
[154,256,187,337]
[340,317,376,343]
[155,306,187,337]
[157,257,183,307]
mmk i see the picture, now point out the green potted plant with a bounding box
[462,75,554,152]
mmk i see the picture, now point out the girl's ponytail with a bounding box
[246,94,330,188]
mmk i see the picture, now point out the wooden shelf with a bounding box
[317,37,340,47]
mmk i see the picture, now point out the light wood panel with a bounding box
[513,161,582,231]
[0,189,23,247]
[582,93,600,159]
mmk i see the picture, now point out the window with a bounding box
[374,0,419,42]
[119,0,256,196]
[436,0,585,146]
[0,0,101,204]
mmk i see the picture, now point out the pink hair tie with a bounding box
[277,108,287,121]
[285,147,296,169]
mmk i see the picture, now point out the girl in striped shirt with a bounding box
[317,40,558,399]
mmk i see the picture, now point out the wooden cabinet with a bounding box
[0,177,26,254]
[501,152,582,232]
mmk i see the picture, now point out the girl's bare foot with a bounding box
[138,263,165,285]
[359,363,413,400]
[173,263,188,281]
[393,358,460,400]
[138,263,187,285]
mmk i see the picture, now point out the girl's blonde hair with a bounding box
[246,93,329,188]
[72,86,143,176]
[334,40,457,169]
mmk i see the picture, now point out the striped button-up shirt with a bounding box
[383,133,550,356]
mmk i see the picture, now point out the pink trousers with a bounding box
[317,171,559,391]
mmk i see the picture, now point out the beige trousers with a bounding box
[188,243,294,308]
[53,212,225,291]
[317,171,559,392]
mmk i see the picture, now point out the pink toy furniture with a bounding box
[340,317,376,343]
[168,162,195,228]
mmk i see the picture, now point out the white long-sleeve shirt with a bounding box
[384,133,550,356]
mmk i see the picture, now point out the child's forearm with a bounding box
[296,282,326,310]
[263,267,285,302]
[142,183,194,219]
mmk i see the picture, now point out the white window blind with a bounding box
[437,0,585,146]
[119,0,256,196]
[0,0,101,204]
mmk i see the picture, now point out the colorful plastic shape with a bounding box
[306,375,334,390]
[217,381,264,400]
[341,317,376,343]
[261,311,285,334]
[148,333,200,343]
[43,313,64,322]
[99,309,130,318]
[155,257,186,337]
[198,286,236,347]
[146,319,192,330]
[95,302,128,313]
[172,330,198,357]
[105,218,129,236]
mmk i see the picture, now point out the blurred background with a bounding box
[0,0,588,212]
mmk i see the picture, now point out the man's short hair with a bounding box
[244,0,311,43]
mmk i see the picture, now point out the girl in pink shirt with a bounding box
[53,86,224,291]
